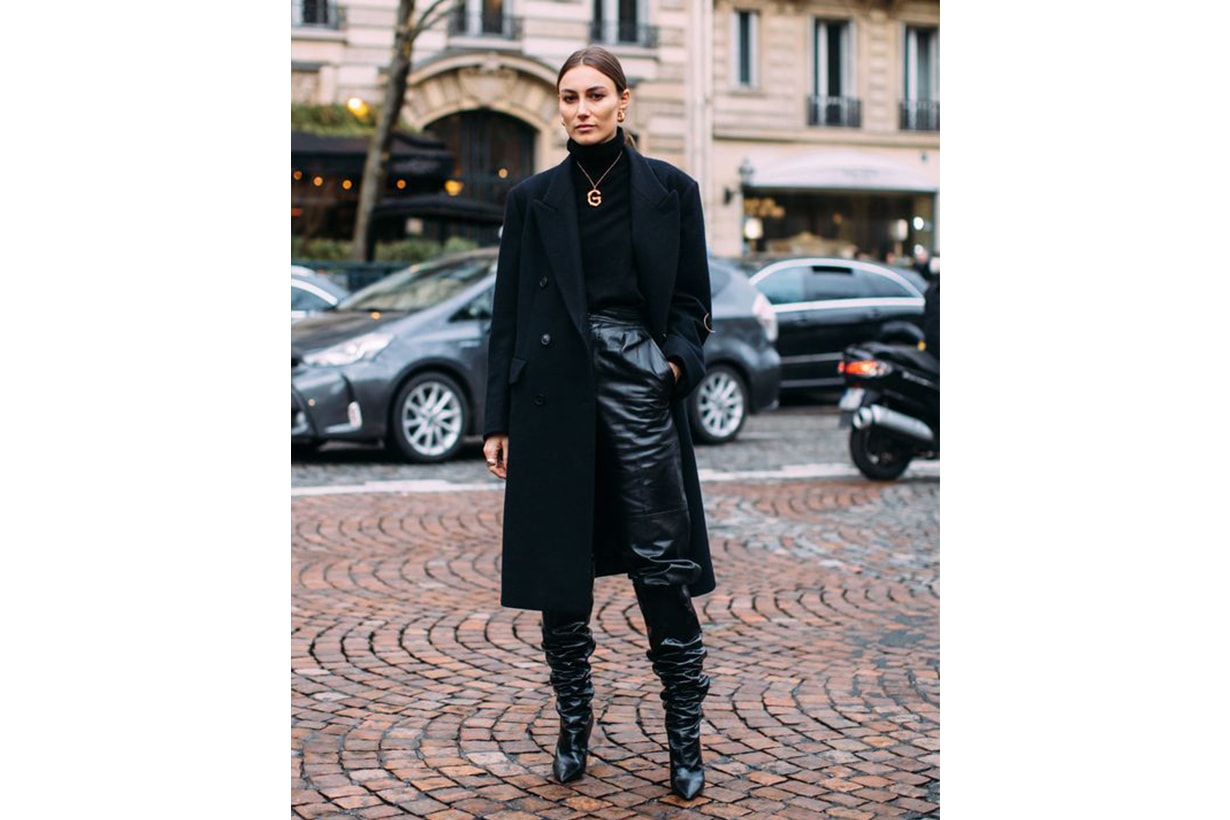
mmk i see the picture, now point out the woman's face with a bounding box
[558,64,629,146]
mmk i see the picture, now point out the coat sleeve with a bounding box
[661,175,713,399]
[484,188,525,438]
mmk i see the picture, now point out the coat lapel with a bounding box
[628,148,680,338]
[533,161,589,341]
[531,148,681,341]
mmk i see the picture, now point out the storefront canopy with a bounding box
[373,193,504,224]
[291,130,453,178]
[746,149,938,194]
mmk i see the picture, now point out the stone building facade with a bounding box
[291,0,940,258]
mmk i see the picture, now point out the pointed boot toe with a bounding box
[671,764,704,800]
[553,713,594,783]
[553,754,586,784]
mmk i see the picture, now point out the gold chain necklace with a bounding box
[576,152,622,207]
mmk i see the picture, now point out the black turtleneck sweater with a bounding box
[567,129,644,313]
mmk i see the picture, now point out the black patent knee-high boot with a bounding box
[541,613,596,783]
[636,584,710,800]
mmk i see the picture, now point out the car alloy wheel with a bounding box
[689,364,747,444]
[389,372,468,463]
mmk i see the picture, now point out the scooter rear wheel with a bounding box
[849,426,912,481]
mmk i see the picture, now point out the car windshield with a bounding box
[336,255,495,311]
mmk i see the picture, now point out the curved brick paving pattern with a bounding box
[292,477,939,818]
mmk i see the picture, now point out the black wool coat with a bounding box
[484,144,716,613]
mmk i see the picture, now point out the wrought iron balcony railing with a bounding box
[899,100,940,131]
[588,20,660,49]
[291,0,342,29]
[807,96,862,128]
[448,11,523,39]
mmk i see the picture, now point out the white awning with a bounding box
[746,149,938,193]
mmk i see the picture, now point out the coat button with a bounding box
[540,333,551,346]
[533,394,546,406]
[538,276,548,288]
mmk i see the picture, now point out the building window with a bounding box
[292,0,340,29]
[590,0,658,48]
[291,69,321,104]
[450,0,521,38]
[901,26,940,131]
[732,10,758,88]
[809,19,860,128]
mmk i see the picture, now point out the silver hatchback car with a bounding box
[292,249,781,463]
[291,266,350,324]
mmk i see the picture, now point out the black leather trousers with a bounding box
[588,308,702,590]
[541,310,709,796]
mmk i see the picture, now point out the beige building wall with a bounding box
[292,0,697,174]
[291,0,940,257]
[706,0,940,256]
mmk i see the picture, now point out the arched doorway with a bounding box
[426,110,537,242]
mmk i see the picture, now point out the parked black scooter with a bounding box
[837,342,939,480]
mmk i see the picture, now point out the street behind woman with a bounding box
[482,45,716,801]
[923,276,939,363]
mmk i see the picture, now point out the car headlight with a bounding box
[302,333,393,367]
[752,292,778,343]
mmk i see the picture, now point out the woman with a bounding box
[482,46,715,801]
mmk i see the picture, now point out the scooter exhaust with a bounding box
[853,404,935,445]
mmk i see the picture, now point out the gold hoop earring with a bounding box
[617,111,625,122]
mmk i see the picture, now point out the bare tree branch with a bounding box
[413,0,459,37]
[350,0,462,261]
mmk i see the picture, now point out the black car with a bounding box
[746,256,927,391]
[292,248,781,463]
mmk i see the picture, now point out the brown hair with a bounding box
[556,46,637,149]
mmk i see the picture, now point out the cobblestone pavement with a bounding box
[292,404,940,818]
